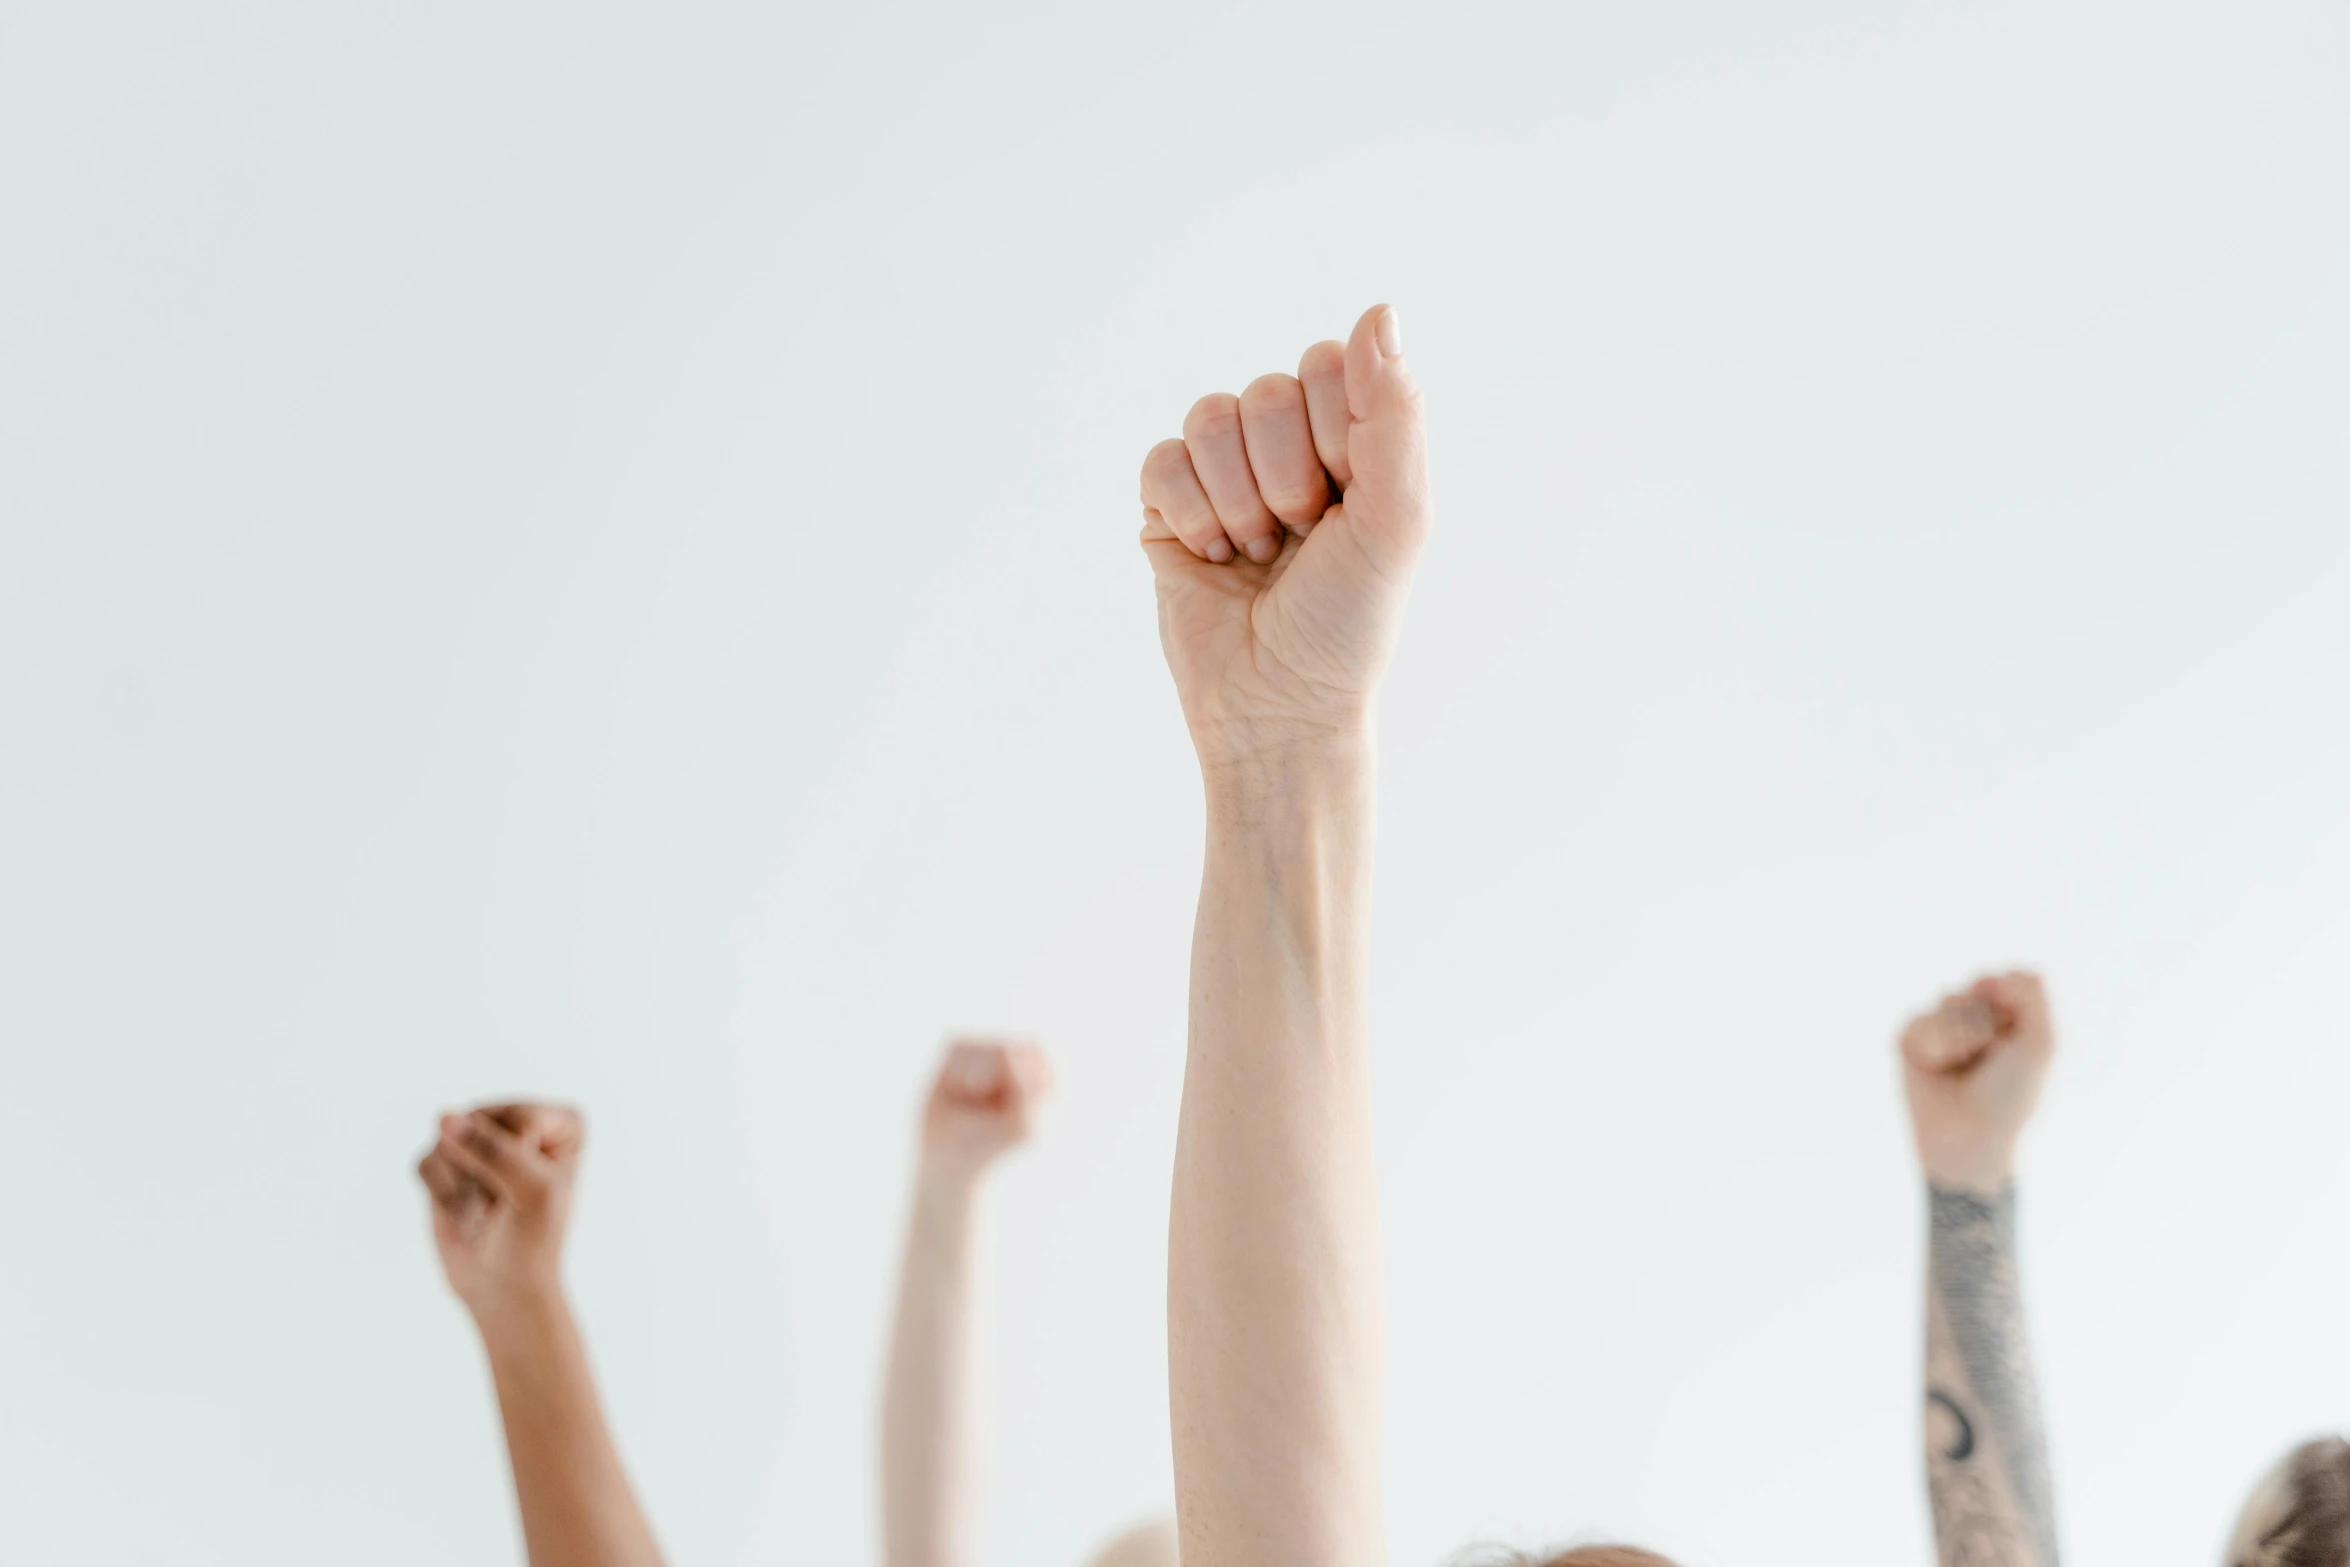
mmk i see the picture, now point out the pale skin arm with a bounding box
[1899,974,2062,1567]
[417,1103,665,1567]
[880,1040,1053,1567]
[1173,744,1381,1567]
[1139,304,1430,1567]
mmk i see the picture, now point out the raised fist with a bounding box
[415,1101,584,1318]
[1137,303,1430,764]
[1898,972,2056,1192]
[920,1038,1053,1177]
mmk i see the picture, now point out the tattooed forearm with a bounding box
[1922,1184,2059,1567]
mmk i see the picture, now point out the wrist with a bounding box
[914,1147,995,1200]
[1188,707,1372,758]
[1198,729,1373,825]
[465,1279,571,1351]
[1920,1146,2017,1196]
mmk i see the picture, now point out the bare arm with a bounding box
[1170,746,1383,1566]
[1138,304,1429,1567]
[420,1104,664,1567]
[476,1292,666,1567]
[883,1165,986,1567]
[879,1041,1051,1567]
[1899,975,2062,1567]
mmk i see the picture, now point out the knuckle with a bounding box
[1260,477,1327,512]
[1184,393,1242,439]
[1240,372,1303,412]
[1140,438,1190,491]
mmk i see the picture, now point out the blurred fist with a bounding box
[1898,972,2056,1192]
[415,1102,584,1318]
[1137,303,1430,763]
[921,1039,1052,1178]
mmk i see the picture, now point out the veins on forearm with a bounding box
[1925,1184,2059,1567]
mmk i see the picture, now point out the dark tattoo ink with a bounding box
[1927,1387,1975,1461]
[1927,1184,2059,1567]
[1923,1380,2030,1567]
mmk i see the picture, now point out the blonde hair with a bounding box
[1083,1517,1179,1567]
[2231,1437,2350,1567]
[1455,1545,1680,1567]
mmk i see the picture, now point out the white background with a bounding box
[4,1,2348,1563]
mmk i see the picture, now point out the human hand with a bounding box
[1899,972,2056,1193]
[1137,303,1430,767]
[416,1102,585,1321]
[920,1039,1052,1182]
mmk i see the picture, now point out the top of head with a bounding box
[2232,1438,2350,1567]
[1452,1547,1680,1567]
[1082,1518,1178,1567]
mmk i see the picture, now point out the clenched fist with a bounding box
[1899,972,2056,1193]
[1138,303,1430,764]
[416,1102,585,1320]
[921,1039,1052,1180]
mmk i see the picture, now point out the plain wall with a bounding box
[3,1,2349,1563]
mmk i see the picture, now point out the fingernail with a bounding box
[1205,536,1234,564]
[1243,534,1280,564]
[1375,305,1402,356]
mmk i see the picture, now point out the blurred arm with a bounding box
[1922,1183,2059,1567]
[425,1106,663,1567]
[1897,976,2062,1567]
[881,1159,988,1567]
[476,1293,666,1567]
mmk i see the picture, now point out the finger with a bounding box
[416,1149,468,1209]
[1297,340,1352,490]
[479,1102,586,1162]
[436,1114,511,1202]
[1941,992,1997,1042]
[940,1038,1009,1100]
[1901,1001,1993,1075]
[1978,971,2052,1047]
[455,1110,551,1198]
[1139,525,1217,590]
[1182,394,1282,565]
[1001,1043,1055,1108]
[1140,438,1233,564]
[1338,303,1431,564]
[1238,374,1332,537]
[1901,1019,1969,1075]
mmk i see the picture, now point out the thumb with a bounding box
[943,1039,1009,1098]
[1340,303,1431,564]
[1978,970,2054,1058]
[1902,998,1995,1077]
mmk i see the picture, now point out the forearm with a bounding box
[1168,741,1385,1567]
[1921,1183,2059,1567]
[477,1294,664,1567]
[882,1163,986,1567]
